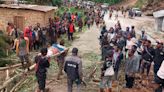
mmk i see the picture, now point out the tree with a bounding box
[51,0,62,6]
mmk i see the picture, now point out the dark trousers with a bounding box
[67,78,81,92]
[141,61,151,76]
[87,24,90,29]
[33,40,40,50]
[125,75,134,88]
[36,73,46,91]
[68,32,73,41]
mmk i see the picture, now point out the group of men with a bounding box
[99,20,164,92]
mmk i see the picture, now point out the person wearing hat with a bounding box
[64,48,83,92]
[153,40,164,80]
[35,48,50,92]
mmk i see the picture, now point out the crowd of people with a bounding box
[99,20,164,92]
[3,4,164,92]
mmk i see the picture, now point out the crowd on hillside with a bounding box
[99,20,164,92]
[2,5,164,92]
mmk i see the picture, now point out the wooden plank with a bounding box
[0,64,22,71]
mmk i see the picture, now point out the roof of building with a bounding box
[153,10,164,18]
[0,4,57,12]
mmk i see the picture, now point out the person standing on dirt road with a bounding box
[64,48,83,92]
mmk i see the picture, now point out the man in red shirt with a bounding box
[68,21,75,41]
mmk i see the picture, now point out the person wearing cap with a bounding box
[35,48,50,92]
[99,50,114,92]
[153,40,164,80]
[64,48,83,92]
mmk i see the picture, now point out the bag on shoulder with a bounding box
[104,65,114,76]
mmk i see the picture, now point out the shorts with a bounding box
[99,76,112,88]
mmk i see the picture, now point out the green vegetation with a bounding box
[0,34,13,67]
[51,0,62,6]
[24,0,62,6]
[134,0,147,8]
[91,0,122,5]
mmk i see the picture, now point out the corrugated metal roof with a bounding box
[0,4,57,12]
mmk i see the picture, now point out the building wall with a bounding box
[44,10,55,26]
[0,8,54,32]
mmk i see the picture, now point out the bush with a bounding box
[0,59,13,67]
[0,34,11,57]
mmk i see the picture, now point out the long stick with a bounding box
[0,64,22,71]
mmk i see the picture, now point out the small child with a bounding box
[35,48,50,92]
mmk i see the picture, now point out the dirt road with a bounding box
[47,25,101,92]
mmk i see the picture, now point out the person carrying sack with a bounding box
[99,50,114,92]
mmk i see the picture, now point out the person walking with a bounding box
[35,48,50,92]
[64,48,83,92]
[56,40,68,80]
[16,33,30,70]
[68,21,75,41]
